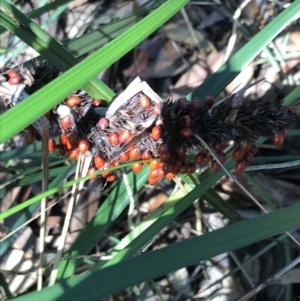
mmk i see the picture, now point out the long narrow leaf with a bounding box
[12,203,300,301]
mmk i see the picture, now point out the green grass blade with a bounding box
[202,188,243,222]
[0,164,75,195]
[0,273,13,299]
[283,84,300,106]
[0,141,42,161]
[27,0,72,19]
[12,203,300,301]
[64,14,143,57]
[0,0,71,36]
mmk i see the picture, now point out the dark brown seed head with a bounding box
[24,131,36,144]
[203,151,212,164]
[174,158,184,170]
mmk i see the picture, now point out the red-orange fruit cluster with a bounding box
[6,64,296,185]
[232,140,258,173]
[146,160,168,184]
[6,69,21,85]
[55,92,158,182]
[76,92,164,182]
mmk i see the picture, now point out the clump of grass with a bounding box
[0,1,300,300]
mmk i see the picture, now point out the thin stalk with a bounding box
[48,153,92,285]
[37,119,49,290]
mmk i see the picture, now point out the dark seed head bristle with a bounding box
[1,63,298,182]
